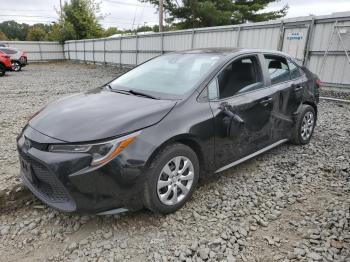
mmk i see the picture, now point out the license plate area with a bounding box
[21,158,36,184]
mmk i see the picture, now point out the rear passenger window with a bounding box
[217,56,263,99]
[264,55,291,85]
[288,60,301,79]
[1,49,16,55]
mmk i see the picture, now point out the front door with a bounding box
[208,55,278,168]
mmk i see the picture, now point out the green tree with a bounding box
[0,20,30,40]
[0,31,9,41]
[103,27,120,37]
[47,23,62,41]
[26,26,48,41]
[232,0,288,23]
[59,0,103,41]
[140,0,288,29]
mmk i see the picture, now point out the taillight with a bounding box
[315,79,321,88]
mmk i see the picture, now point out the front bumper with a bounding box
[17,126,147,213]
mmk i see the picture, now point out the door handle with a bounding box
[293,85,303,92]
[219,103,245,124]
[259,97,273,106]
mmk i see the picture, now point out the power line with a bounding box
[1,9,55,12]
[0,19,56,23]
[103,0,154,9]
[0,14,57,19]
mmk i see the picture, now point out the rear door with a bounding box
[207,54,279,168]
[263,54,304,140]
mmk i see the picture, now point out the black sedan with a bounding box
[17,48,320,214]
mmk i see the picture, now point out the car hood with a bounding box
[29,89,177,142]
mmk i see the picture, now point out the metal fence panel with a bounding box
[122,38,137,51]
[239,26,280,49]
[311,21,350,51]
[193,29,239,48]
[163,32,192,51]
[121,53,136,65]
[76,41,84,60]
[94,40,104,51]
[137,52,160,64]
[309,55,350,86]
[138,35,161,51]
[106,38,121,51]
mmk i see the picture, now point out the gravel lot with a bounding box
[0,62,349,262]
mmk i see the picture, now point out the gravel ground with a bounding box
[0,62,349,262]
[320,87,350,100]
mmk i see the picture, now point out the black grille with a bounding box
[20,152,73,206]
[31,161,71,203]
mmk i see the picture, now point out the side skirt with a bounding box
[97,208,129,216]
[215,139,288,174]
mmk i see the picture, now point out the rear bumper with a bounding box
[17,127,147,213]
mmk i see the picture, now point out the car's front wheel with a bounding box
[291,104,316,145]
[12,61,22,72]
[144,143,199,214]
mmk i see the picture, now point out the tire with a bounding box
[144,143,199,214]
[291,105,316,145]
[0,64,5,77]
[12,61,22,72]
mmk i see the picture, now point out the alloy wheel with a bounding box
[301,111,314,140]
[12,62,21,72]
[157,156,194,206]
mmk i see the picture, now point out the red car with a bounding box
[0,47,28,71]
[0,50,12,76]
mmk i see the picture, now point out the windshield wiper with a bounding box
[127,89,159,100]
[107,86,159,100]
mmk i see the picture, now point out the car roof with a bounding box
[0,47,18,51]
[174,48,292,58]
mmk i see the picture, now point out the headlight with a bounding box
[48,131,140,166]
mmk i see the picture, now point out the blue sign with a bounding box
[287,32,303,40]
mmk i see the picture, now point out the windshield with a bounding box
[109,53,222,99]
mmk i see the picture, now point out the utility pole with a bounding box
[159,0,164,32]
[59,0,63,20]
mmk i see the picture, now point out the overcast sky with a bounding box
[1,0,350,30]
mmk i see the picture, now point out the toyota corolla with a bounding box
[17,49,319,214]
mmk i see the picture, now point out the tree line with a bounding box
[0,0,288,42]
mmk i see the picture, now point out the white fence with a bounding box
[1,12,349,89]
[1,41,64,61]
[64,12,350,89]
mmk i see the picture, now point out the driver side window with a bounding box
[216,56,263,99]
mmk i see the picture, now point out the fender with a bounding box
[293,101,318,123]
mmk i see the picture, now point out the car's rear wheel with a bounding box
[12,61,22,72]
[0,64,5,77]
[291,105,316,145]
[144,143,199,214]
